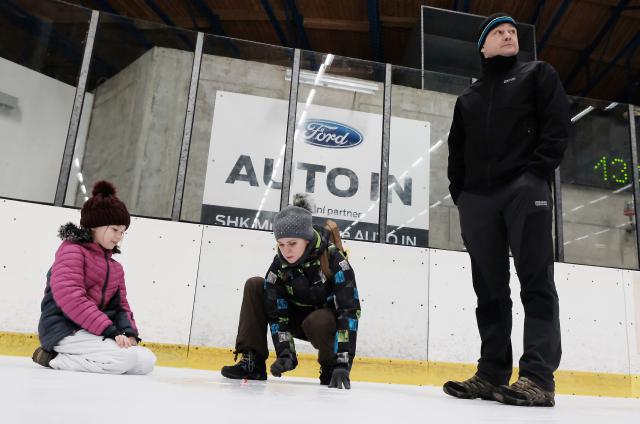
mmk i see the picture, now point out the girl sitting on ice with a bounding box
[32,181,156,374]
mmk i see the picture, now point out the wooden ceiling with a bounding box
[48,0,640,104]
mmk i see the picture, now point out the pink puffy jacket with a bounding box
[38,223,138,350]
[50,240,137,335]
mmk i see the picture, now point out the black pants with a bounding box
[235,277,337,366]
[458,172,562,391]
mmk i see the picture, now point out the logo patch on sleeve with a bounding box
[337,330,349,343]
[278,332,289,342]
[277,298,288,309]
[266,271,277,284]
[348,319,358,331]
[339,260,351,271]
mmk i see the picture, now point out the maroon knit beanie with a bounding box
[80,181,130,229]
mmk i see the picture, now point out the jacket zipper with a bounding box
[100,250,110,310]
[486,78,495,187]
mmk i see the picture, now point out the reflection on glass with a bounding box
[561,99,637,269]
[290,52,385,243]
[65,13,196,219]
[396,70,463,251]
[386,66,432,248]
[0,0,90,203]
[181,36,293,230]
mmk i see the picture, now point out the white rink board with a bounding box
[189,227,430,359]
[189,225,277,348]
[0,198,639,378]
[115,218,201,345]
[345,240,429,359]
[428,249,525,364]
[622,270,640,375]
[427,249,478,363]
[0,199,200,345]
[556,262,629,374]
[0,200,80,333]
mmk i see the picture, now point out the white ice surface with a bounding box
[2,355,639,424]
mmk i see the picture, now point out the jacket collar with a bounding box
[58,222,120,255]
[481,54,517,76]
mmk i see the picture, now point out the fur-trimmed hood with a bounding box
[58,222,121,254]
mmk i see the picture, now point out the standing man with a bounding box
[443,13,569,407]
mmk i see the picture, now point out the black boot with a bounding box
[319,365,334,385]
[32,346,57,368]
[443,374,498,400]
[220,350,267,380]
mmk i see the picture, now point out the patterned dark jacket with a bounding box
[263,227,360,367]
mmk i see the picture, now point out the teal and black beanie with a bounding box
[477,13,517,50]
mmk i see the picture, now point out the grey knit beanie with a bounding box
[273,194,315,240]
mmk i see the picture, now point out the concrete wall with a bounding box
[76,47,193,217]
[63,47,638,269]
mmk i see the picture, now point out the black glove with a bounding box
[270,356,296,377]
[328,365,351,389]
[101,325,121,340]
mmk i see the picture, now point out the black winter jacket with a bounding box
[447,55,570,203]
[263,227,360,367]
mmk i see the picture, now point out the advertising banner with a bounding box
[202,91,430,247]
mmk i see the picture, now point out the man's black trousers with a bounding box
[457,171,562,391]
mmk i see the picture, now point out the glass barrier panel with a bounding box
[386,66,431,248]
[289,51,386,243]
[561,98,637,269]
[0,0,91,203]
[181,36,294,231]
[65,13,197,219]
[418,70,464,251]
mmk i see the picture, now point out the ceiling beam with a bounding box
[95,0,153,50]
[259,0,289,47]
[530,0,546,25]
[564,0,630,89]
[191,0,240,58]
[83,12,417,31]
[191,0,227,37]
[3,0,116,76]
[538,0,572,53]
[283,0,311,50]
[367,0,382,62]
[143,0,194,49]
[578,32,640,97]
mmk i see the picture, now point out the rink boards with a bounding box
[0,198,638,397]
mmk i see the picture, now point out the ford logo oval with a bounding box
[301,119,363,148]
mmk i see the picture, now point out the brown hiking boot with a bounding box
[32,346,57,368]
[443,374,498,400]
[494,377,555,407]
